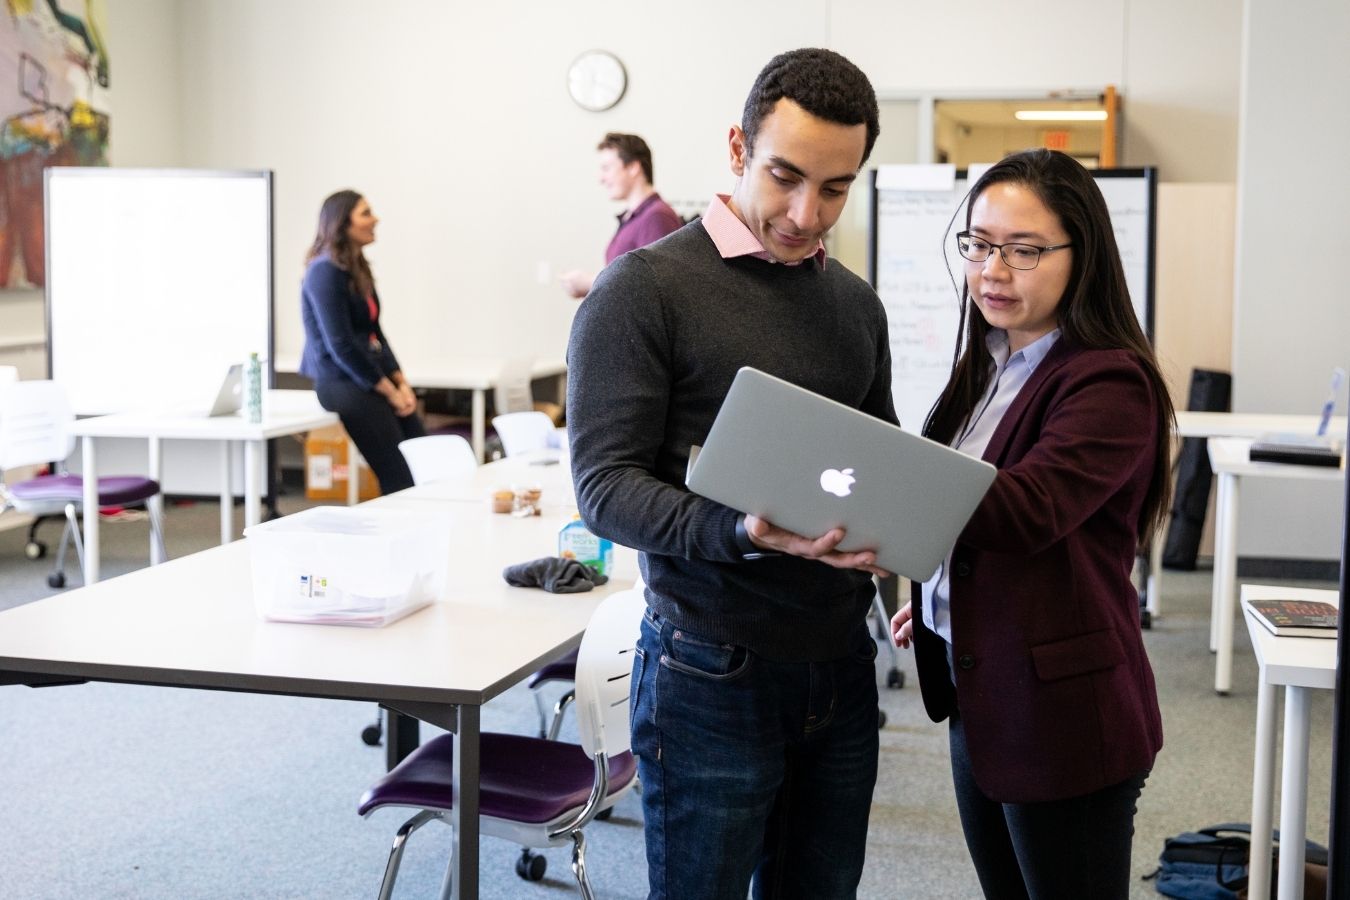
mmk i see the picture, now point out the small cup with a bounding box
[490,489,514,514]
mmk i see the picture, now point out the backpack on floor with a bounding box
[1144,822,1328,900]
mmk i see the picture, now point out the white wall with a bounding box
[1231,0,1350,559]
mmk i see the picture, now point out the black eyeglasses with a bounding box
[956,231,1071,271]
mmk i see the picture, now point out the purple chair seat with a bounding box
[527,648,578,688]
[10,473,161,507]
[358,732,636,824]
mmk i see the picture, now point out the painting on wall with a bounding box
[0,0,109,289]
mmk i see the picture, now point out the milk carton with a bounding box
[557,515,614,575]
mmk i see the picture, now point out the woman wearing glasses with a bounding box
[890,149,1173,899]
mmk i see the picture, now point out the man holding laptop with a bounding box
[567,49,893,899]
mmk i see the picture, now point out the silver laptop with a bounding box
[208,364,244,417]
[686,367,997,581]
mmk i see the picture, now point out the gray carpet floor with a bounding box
[0,498,1336,899]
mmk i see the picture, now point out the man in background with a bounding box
[559,132,682,299]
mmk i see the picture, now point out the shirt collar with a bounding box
[985,328,1061,371]
[618,192,663,225]
[700,194,827,268]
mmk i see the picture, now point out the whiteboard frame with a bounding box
[43,167,276,414]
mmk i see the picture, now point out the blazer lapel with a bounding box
[980,339,1082,467]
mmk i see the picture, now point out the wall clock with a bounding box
[568,50,627,112]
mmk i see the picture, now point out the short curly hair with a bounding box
[741,48,879,168]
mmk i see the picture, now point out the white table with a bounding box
[276,356,568,463]
[1206,438,1343,694]
[69,390,340,584]
[410,358,567,462]
[1146,412,1348,619]
[0,498,635,900]
[1242,584,1338,900]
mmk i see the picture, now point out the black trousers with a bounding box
[949,712,1148,900]
[315,378,425,494]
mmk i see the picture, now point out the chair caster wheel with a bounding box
[596,806,614,821]
[886,668,905,689]
[47,572,66,589]
[25,541,46,560]
[360,723,382,746]
[877,708,887,729]
[515,849,547,881]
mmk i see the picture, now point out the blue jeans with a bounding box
[631,609,879,900]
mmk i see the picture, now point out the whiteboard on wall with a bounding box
[868,165,1156,434]
[45,168,274,415]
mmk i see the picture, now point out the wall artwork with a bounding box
[0,0,109,289]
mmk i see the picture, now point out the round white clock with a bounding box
[567,50,627,112]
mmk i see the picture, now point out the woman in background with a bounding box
[300,190,424,494]
[890,149,1174,900]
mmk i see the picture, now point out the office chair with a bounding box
[396,434,477,489]
[358,587,645,898]
[0,379,165,588]
[491,411,557,458]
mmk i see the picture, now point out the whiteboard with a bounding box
[45,169,273,415]
[868,166,1156,434]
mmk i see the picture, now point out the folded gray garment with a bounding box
[503,556,609,593]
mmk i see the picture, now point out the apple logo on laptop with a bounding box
[820,467,856,498]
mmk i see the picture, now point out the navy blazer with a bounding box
[912,339,1164,804]
[299,256,401,391]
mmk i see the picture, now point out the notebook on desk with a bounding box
[685,367,997,581]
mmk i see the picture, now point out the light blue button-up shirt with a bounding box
[921,328,1061,649]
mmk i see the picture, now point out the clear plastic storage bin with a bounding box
[244,506,451,626]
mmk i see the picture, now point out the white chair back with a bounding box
[573,588,646,760]
[397,434,477,485]
[0,366,18,387]
[492,410,555,457]
[493,357,535,415]
[0,380,75,471]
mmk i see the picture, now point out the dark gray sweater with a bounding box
[566,222,897,661]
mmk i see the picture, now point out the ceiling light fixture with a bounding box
[1014,110,1108,122]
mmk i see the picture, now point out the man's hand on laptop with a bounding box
[744,515,892,577]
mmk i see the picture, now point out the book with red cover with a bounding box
[1246,598,1339,638]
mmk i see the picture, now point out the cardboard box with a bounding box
[304,424,380,501]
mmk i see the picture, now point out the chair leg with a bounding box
[376,809,439,900]
[67,504,86,582]
[148,499,167,564]
[547,688,576,741]
[531,687,549,738]
[570,829,595,900]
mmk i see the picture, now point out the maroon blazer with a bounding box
[912,339,1164,803]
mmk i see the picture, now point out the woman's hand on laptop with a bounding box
[744,515,892,577]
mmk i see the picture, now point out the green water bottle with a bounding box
[245,352,263,423]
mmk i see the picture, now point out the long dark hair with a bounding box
[924,149,1174,542]
[305,189,374,298]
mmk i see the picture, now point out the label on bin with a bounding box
[299,574,329,599]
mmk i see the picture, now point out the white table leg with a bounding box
[1247,672,1278,900]
[445,704,481,900]
[147,436,164,565]
[1212,471,1239,693]
[219,441,232,546]
[81,436,100,585]
[1278,686,1311,900]
[471,388,486,463]
[243,439,261,531]
[1147,524,1163,617]
[347,438,359,506]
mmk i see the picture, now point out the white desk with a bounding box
[1147,413,1349,618]
[276,356,568,463]
[410,358,567,462]
[69,390,339,584]
[1242,585,1338,900]
[0,498,634,900]
[1206,438,1343,694]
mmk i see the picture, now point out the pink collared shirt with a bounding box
[700,194,827,267]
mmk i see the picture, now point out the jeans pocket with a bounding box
[660,627,752,682]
